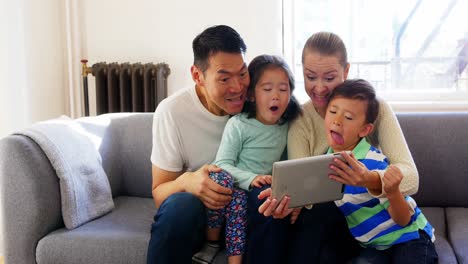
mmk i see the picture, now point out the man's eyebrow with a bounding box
[217,64,247,75]
[217,69,230,74]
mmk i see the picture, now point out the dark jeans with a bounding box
[147,192,206,264]
[245,188,359,264]
[288,201,361,264]
[352,230,438,264]
[245,185,290,264]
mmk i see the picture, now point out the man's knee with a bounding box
[155,192,205,228]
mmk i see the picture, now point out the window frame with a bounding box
[282,0,468,111]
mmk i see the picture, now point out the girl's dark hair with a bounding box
[243,55,301,125]
[328,79,379,124]
[192,25,247,73]
[302,32,348,68]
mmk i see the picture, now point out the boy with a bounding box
[325,79,438,263]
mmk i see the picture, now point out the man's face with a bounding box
[194,52,250,116]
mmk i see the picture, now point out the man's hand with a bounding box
[179,164,232,210]
[257,188,293,219]
[383,165,403,195]
[250,175,272,188]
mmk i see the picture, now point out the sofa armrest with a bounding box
[0,135,63,264]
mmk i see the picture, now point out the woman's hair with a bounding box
[192,25,247,73]
[328,79,379,124]
[302,32,348,68]
[243,54,301,125]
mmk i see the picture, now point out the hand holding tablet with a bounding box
[271,152,350,208]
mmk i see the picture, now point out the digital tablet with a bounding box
[271,152,349,208]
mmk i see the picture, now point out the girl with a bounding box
[192,54,301,264]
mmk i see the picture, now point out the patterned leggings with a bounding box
[207,170,247,256]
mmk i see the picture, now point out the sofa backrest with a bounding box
[397,112,468,207]
[76,112,468,206]
[78,113,154,198]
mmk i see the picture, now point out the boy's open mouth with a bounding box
[330,130,344,145]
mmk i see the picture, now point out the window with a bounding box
[283,0,468,110]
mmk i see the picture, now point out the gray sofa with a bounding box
[0,112,467,263]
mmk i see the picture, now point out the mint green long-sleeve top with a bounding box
[214,113,288,191]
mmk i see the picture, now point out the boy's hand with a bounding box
[250,175,272,188]
[290,207,302,224]
[383,165,403,195]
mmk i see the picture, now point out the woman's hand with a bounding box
[257,188,294,219]
[250,175,272,188]
[329,151,382,193]
[290,207,302,224]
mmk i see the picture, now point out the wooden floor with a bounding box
[0,256,4,264]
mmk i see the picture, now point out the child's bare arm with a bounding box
[383,165,412,226]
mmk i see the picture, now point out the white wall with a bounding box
[0,0,67,138]
[79,0,283,114]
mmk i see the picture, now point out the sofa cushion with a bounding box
[446,207,468,264]
[36,196,155,264]
[420,207,457,264]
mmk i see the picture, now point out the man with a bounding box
[147,25,250,264]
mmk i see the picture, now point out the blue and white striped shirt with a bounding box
[329,138,434,249]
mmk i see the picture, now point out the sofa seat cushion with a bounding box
[446,207,468,264]
[420,207,457,264]
[36,196,155,264]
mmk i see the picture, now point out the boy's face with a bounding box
[324,96,374,152]
[191,52,250,116]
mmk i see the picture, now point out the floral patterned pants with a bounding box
[207,170,247,256]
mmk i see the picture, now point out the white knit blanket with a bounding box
[16,117,114,229]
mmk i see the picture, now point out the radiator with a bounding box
[81,60,170,115]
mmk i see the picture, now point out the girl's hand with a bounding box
[250,175,272,188]
[257,188,293,219]
[383,165,403,195]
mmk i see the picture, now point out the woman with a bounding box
[254,32,419,263]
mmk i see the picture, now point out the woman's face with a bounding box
[302,51,350,117]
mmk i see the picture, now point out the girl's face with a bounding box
[324,96,373,152]
[302,51,350,118]
[253,67,291,125]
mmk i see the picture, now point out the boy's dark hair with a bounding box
[302,31,348,68]
[192,25,247,73]
[243,54,301,125]
[328,79,379,124]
